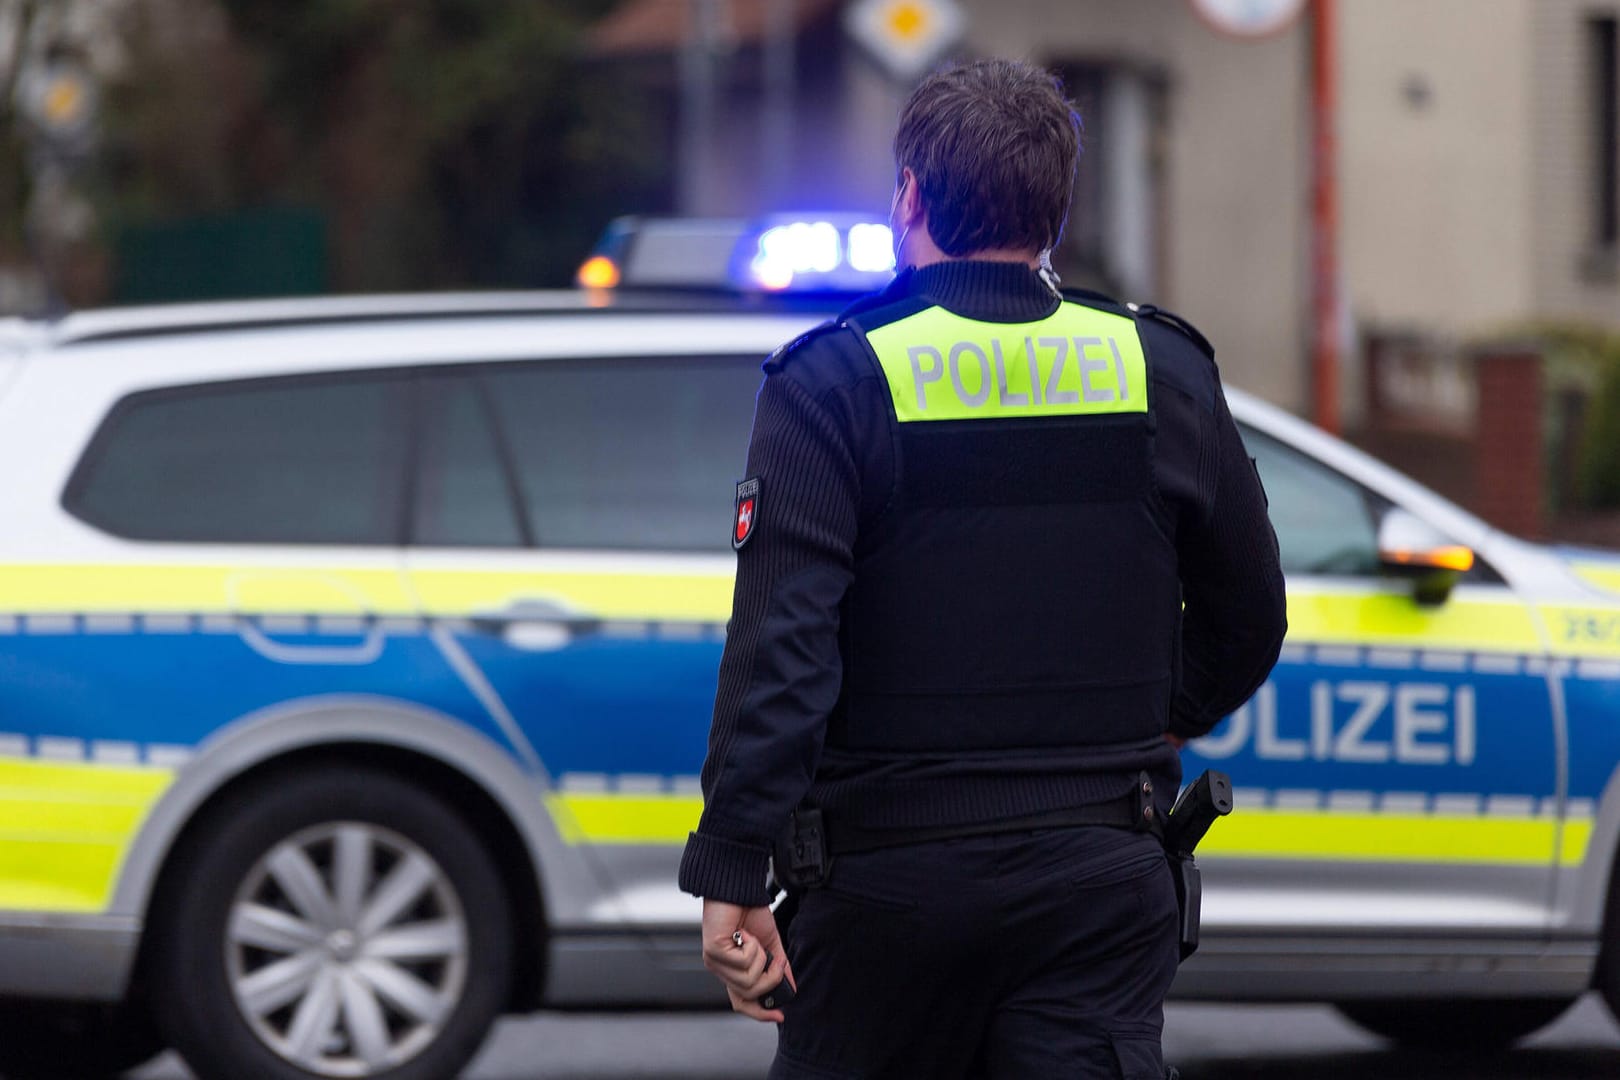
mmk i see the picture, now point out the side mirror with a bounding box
[1377,508,1475,606]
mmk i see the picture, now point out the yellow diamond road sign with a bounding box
[845,0,965,82]
[43,78,88,128]
[20,62,98,143]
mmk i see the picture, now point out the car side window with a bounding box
[1239,424,1383,577]
[67,374,409,545]
[412,376,526,548]
[479,356,761,551]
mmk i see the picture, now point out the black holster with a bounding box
[1168,852,1203,961]
[1161,770,1233,962]
[772,807,830,893]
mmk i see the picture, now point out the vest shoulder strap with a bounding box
[1128,302,1215,362]
[762,319,843,374]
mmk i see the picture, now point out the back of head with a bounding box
[893,59,1081,258]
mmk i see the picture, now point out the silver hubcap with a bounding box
[226,822,469,1077]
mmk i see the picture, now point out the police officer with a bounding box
[679,59,1287,1079]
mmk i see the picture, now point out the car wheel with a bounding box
[1599,854,1620,1028]
[152,766,514,1080]
[1334,998,1573,1049]
[0,999,165,1078]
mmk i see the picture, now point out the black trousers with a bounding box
[768,825,1180,1080]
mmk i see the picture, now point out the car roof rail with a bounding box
[44,292,618,347]
[41,288,848,349]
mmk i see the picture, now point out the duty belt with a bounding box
[827,772,1161,855]
[771,770,1233,965]
[774,772,1160,891]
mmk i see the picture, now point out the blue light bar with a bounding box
[847,223,897,273]
[730,213,896,293]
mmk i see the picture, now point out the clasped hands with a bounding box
[700,899,797,1022]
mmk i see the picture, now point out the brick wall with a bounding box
[1348,336,1547,539]
[1473,348,1545,539]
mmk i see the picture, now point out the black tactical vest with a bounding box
[827,297,1181,756]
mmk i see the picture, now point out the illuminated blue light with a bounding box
[729,213,899,292]
[847,223,896,273]
[752,221,842,289]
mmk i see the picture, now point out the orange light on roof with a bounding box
[576,255,620,290]
[1384,545,1475,573]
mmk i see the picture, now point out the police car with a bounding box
[0,216,1617,1077]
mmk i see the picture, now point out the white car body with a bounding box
[0,292,1616,1070]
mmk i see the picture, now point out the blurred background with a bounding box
[1,6,1619,1076]
[1,0,1619,544]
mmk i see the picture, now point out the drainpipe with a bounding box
[1310,0,1340,434]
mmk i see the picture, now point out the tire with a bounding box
[1599,847,1620,1027]
[0,999,165,1079]
[151,766,515,1080]
[1335,998,1573,1049]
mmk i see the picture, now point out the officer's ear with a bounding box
[893,168,924,229]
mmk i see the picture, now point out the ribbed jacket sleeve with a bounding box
[1170,389,1288,738]
[678,363,860,905]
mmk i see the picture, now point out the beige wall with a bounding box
[892,0,1620,413]
[966,0,1311,409]
[1338,0,1538,338]
[1530,0,1620,325]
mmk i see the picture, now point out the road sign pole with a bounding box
[678,0,724,215]
[761,0,795,206]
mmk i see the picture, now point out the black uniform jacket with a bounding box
[680,260,1286,906]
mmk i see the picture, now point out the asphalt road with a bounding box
[131,992,1620,1079]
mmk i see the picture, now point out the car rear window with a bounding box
[412,374,528,548]
[475,356,762,551]
[67,374,410,545]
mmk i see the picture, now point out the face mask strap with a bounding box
[1037,248,1061,294]
[890,175,912,269]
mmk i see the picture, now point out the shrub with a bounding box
[1581,338,1620,510]
[1532,324,1620,512]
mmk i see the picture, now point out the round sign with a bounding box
[1188,0,1309,39]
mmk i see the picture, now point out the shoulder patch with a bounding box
[1128,302,1214,361]
[733,477,761,550]
[763,320,842,373]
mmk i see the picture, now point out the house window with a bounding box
[1589,16,1619,261]
[1046,60,1166,300]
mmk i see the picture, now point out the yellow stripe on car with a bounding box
[0,757,174,912]
[1571,563,1620,599]
[1537,603,1620,660]
[1202,808,1591,867]
[545,792,704,845]
[411,569,735,623]
[1285,591,1542,652]
[0,564,415,616]
[542,789,1595,869]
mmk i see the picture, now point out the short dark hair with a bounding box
[893,59,1081,257]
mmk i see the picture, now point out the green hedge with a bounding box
[1584,343,1620,510]
[1535,325,1620,512]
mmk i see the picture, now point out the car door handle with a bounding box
[468,599,602,643]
